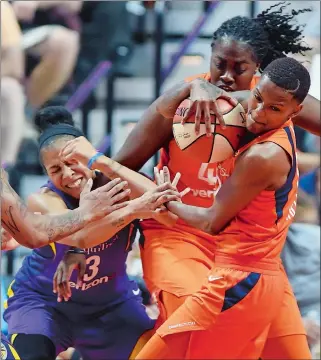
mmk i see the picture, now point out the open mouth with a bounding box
[65,178,82,189]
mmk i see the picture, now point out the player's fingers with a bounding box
[204,103,212,137]
[194,102,202,135]
[182,101,195,124]
[172,172,181,188]
[98,178,123,193]
[162,166,171,183]
[61,268,73,301]
[109,189,131,204]
[155,194,181,208]
[154,167,163,185]
[56,266,64,302]
[77,262,86,288]
[159,170,165,184]
[80,178,93,198]
[180,187,191,197]
[212,101,226,129]
[220,92,238,107]
[110,201,130,212]
[154,182,177,193]
[53,269,59,294]
[100,181,128,200]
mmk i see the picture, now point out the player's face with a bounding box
[41,138,94,199]
[210,38,258,91]
[246,75,303,134]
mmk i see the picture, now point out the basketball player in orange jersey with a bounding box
[110,5,320,360]
[59,5,319,359]
[134,56,311,360]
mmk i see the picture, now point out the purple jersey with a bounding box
[12,179,140,313]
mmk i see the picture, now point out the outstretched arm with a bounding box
[1,169,128,248]
[28,183,181,249]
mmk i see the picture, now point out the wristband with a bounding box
[87,152,104,169]
[66,247,86,255]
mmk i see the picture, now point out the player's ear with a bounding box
[290,103,303,119]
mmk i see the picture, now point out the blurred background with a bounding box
[1,1,320,358]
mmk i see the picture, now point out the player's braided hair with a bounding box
[211,2,312,72]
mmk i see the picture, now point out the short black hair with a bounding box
[262,57,311,103]
[212,2,312,71]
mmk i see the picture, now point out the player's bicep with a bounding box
[113,103,173,170]
[208,152,273,234]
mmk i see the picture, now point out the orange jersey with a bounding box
[141,73,260,239]
[215,121,298,261]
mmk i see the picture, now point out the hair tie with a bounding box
[38,124,84,150]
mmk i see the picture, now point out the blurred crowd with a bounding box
[1,1,320,359]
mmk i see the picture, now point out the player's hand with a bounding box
[59,136,97,167]
[79,178,131,222]
[183,79,238,136]
[1,228,20,251]
[129,182,182,219]
[154,166,190,200]
[53,250,87,302]
[12,1,38,22]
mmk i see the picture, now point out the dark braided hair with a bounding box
[212,2,312,72]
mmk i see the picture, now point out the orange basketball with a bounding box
[172,98,246,163]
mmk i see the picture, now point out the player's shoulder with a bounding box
[27,188,67,214]
[240,142,290,176]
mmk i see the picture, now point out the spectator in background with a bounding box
[282,164,320,357]
[12,0,81,110]
[1,1,25,167]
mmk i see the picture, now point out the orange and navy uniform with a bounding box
[155,123,300,359]
[139,73,306,348]
[140,73,260,297]
[214,121,299,260]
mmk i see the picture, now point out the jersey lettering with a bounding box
[83,255,100,282]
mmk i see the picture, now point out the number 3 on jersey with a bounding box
[83,255,100,282]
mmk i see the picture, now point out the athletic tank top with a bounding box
[13,177,140,309]
[215,121,298,260]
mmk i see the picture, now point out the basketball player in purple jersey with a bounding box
[1,140,142,360]
[3,106,183,360]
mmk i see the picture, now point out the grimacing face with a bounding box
[41,138,94,199]
[246,75,303,134]
[210,37,259,92]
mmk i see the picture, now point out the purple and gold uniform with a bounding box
[4,181,155,359]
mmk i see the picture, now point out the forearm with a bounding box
[59,204,136,249]
[294,95,320,136]
[167,201,214,234]
[1,170,92,247]
[92,156,178,227]
[154,81,191,119]
[94,156,157,199]
[113,102,173,171]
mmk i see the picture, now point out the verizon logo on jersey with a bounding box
[69,275,109,291]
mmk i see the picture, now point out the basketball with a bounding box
[172,98,247,163]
